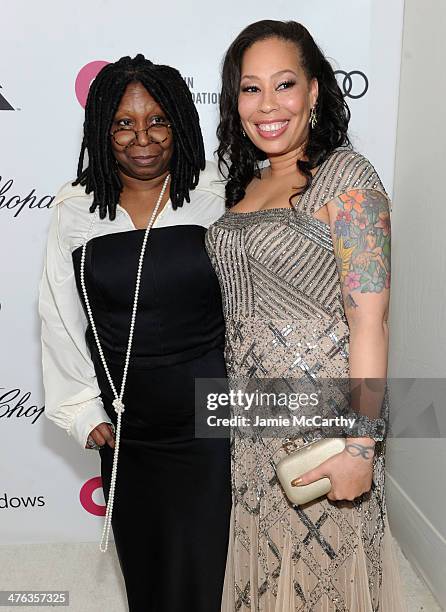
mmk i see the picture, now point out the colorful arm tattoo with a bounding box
[332,189,391,308]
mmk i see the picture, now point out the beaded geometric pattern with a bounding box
[206,149,389,611]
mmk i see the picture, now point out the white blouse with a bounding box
[39,162,225,450]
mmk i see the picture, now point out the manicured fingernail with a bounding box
[291,477,303,487]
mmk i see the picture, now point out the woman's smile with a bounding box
[255,119,290,139]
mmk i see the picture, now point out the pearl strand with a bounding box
[80,174,170,552]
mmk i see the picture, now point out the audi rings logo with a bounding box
[334,70,369,99]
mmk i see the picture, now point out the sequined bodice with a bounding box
[206,207,344,322]
[206,148,385,323]
[205,148,387,380]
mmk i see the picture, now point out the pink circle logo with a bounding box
[75,60,109,108]
[79,476,106,516]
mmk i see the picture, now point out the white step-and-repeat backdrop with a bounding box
[1,0,403,544]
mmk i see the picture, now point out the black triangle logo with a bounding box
[0,85,14,110]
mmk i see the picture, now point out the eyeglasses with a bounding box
[111,121,172,148]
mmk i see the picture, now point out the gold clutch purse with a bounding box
[276,438,346,505]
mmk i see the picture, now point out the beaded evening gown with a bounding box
[206,149,407,612]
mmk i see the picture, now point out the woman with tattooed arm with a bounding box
[206,20,406,611]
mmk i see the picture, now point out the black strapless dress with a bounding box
[72,225,231,612]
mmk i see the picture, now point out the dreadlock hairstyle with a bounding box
[73,54,205,220]
[217,20,351,208]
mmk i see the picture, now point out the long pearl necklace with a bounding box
[80,174,170,552]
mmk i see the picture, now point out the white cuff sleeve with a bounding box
[39,205,112,450]
[67,396,112,450]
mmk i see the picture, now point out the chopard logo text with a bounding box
[0,176,54,218]
[0,388,45,424]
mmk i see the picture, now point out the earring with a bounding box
[309,106,318,129]
[242,128,247,137]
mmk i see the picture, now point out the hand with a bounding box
[85,422,115,450]
[291,438,375,502]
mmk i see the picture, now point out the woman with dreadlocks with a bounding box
[39,55,230,611]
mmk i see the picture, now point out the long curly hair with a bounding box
[217,20,351,207]
[73,54,205,220]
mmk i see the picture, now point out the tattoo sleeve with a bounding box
[332,189,391,310]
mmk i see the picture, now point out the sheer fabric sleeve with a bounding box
[38,204,112,450]
[299,148,391,216]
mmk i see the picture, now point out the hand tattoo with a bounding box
[345,442,375,460]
